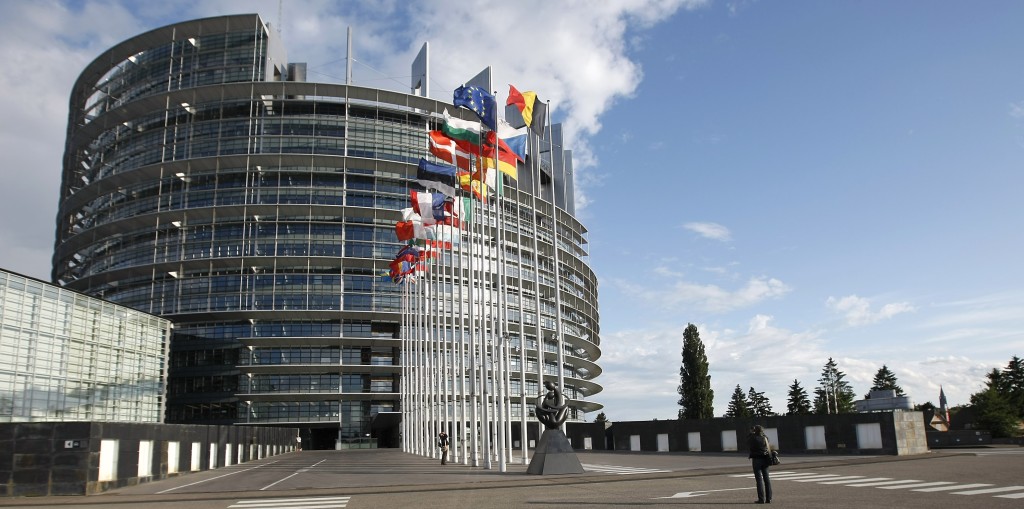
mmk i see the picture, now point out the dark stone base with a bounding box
[526,429,584,475]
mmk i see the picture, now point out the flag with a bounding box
[530,99,547,137]
[459,172,486,200]
[497,120,528,161]
[428,130,476,172]
[442,109,482,146]
[416,158,460,197]
[449,197,473,227]
[410,190,447,225]
[395,208,426,241]
[506,85,538,128]
[395,220,425,241]
[481,131,520,179]
[453,85,496,130]
[442,109,521,162]
[507,84,546,136]
[507,84,527,123]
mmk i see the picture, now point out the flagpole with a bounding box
[457,199,469,464]
[512,146,529,465]
[545,99,569,433]
[428,243,439,460]
[442,232,452,454]
[477,155,492,470]
[495,157,509,472]
[400,278,408,452]
[527,116,546,454]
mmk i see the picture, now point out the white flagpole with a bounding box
[545,100,568,434]
[400,277,408,453]
[494,166,509,472]
[457,199,469,465]
[512,142,529,465]
[477,166,492,470]
[441,234,451,453]
[427,243,438,460]
[467,164,480,467]
[528,117,547,453]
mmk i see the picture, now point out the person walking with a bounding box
[747,425,773,504]
[438,431,450,465]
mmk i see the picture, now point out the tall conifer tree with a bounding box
[867,364,905,397]
[748,386,774,417]
[677,323,714,419]
[786,379,812,415]
[725,385,752,418]
[813,357,857,414]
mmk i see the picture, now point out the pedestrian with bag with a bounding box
[437,431,450,465]
[747,425,774,504]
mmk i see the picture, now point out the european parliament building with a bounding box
[55,14,601,455]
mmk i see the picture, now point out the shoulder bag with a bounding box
[764,436,780,465]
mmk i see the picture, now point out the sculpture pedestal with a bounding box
[526,429,584,475]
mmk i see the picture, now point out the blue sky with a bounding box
[0,0,1021,421]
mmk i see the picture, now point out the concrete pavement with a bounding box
[0,446,1005,507]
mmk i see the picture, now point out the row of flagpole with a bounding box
[395,83,564,469]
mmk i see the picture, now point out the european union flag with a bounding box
[453,85,497,131]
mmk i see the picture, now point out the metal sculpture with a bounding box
[526,381,584,474]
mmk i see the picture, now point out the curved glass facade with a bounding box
[56,14,601,448]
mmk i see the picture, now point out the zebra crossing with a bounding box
[730,471,1024,499]
[973,448,1024,457]
[582,463,671,475]
[227,495,351,508]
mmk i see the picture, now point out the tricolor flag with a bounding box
[507,84,547,136]
[442,108,482,146]
[416,158,461,197]
[410,190,447,225]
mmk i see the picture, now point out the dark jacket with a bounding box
[747,432,771,459]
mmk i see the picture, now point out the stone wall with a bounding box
[567,411,929,456]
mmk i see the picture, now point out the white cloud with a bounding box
[826,294,915,326]
[616,274,790,314]
[1010,101,1024,119]
[684,221,732,241]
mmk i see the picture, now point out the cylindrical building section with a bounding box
[55,13,601,450]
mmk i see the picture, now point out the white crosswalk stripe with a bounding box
[974,448,1024,456]
[228,495,351,509]
[951,486,1024,495]
[581,463,670,475]
[728,471,1024,499]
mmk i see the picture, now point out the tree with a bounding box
[970,386,1019,438]
[966,356,1024,437]
[725,385,751,418]
[593,412,608,424]
[786,379,812,415]
[1000,356,1024,419]
[866,364,905,397]
[677,323,714,419]
[748,386,774,417]
[813,357,857,414]
[913,401,935,412]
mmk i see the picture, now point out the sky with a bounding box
[1,0,1022,421]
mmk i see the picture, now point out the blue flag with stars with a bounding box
[453,85,497,131]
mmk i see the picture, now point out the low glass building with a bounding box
[55,14,601,452]
[0,269,170,422]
